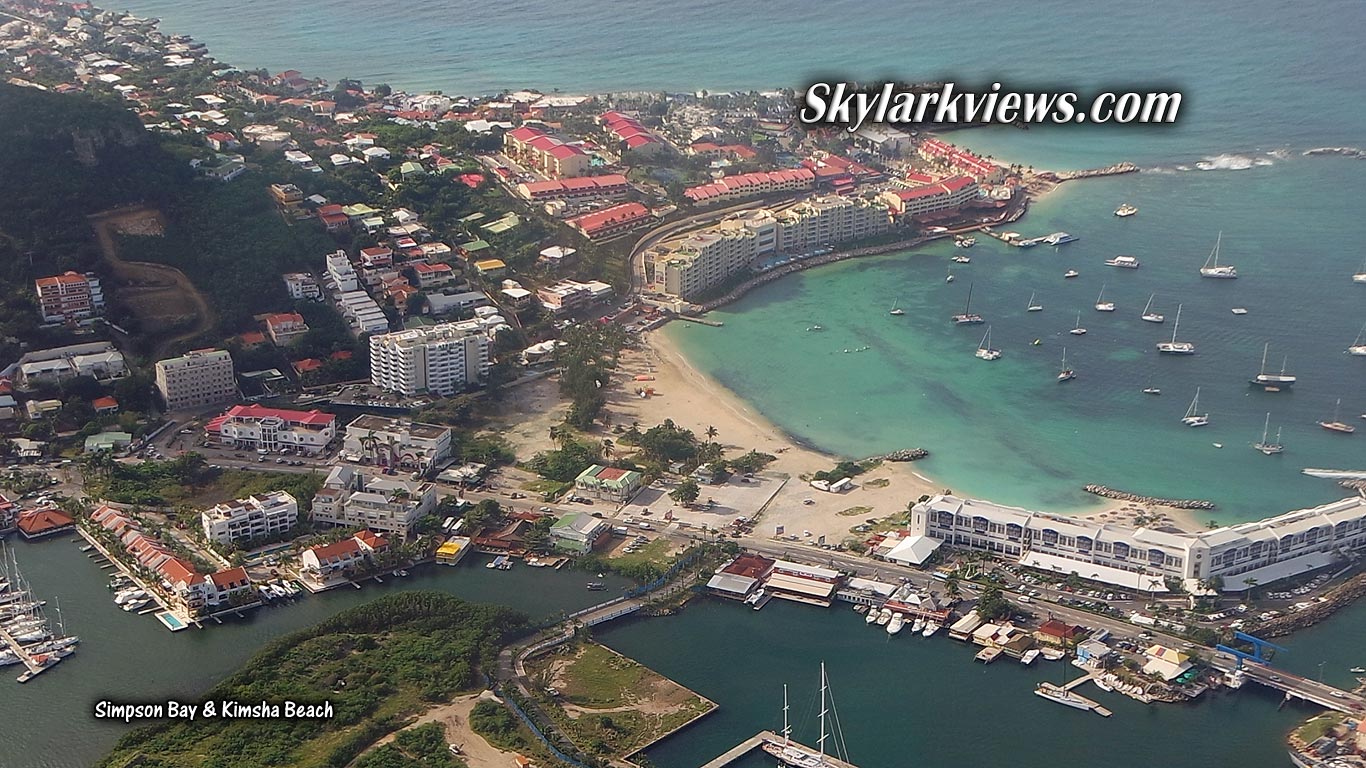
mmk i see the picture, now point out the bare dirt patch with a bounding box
[89,205,214,357]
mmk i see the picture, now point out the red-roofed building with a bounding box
[917,138,1005,183]
[238,330,268,348]
[354,530,389,553]
[205,404,337,454]
[566,203,656,241]
[879,176,980,217]
[598,111,667,158]
[34,271,104,324]
[316,203,349,231]
[1034,619,1085,647]
[683,168,815,206]
[502,125,590,177]
[264,312,309,345]
[412,261,456,288]
[159,556,209,612]
[458,173,485,189]
[516,174,630,203]
[300,537,368,578]
[723,553,776,580]
[206,566,254,605]
[17,509,75,539]
[91,395,119,414]
[293,358,323,375]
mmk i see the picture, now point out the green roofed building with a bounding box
[84,431,133,453]
[550,511,609,553]
[573,464,643,503]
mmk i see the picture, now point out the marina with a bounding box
[0,545,78,683]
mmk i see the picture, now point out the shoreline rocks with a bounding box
[1082,484,1216,510]
[874,448,930,462]
[1252,572,1366,639]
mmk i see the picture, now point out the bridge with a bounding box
[1209,653,1366,714]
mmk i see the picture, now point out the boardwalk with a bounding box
[699,731,859,768]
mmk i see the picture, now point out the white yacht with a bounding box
[1250,342,1296,390]
[1140,294,1164,323]
[1254,412,1284,455]
[1199,231,1238,278]
[1070,310,1087,335]
[1027,291,1043,312]
[922,621,941,637]
[1094,284,1115,312]
[761,664,847,768]
[952,283,985,325]
[1156,304,1195,354]
[1057,348,1076,382]
[952,254,972,264]
[1348,323,1366,356]
[975,327,1002,361]
[1182,388,1210,427]
[875,608,893,626]
[1064,269,1080,279]
[1105,255,1140,269]
[1114,203,1138,217]
[886,613,905,635]
[889,299,905,317]
[1353,257,1366,283]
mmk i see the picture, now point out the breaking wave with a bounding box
[1193,153,1274,171]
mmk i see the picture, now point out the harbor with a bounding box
[0,544,78,683]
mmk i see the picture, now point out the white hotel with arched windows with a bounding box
[908,493,1366,592]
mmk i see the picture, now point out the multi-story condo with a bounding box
[917,138,1006,182]
[908,493,1366,592]
[503,125,591,177]
[656,225,761,301]
[154,349,237,412]
[342,414,452,471]
[34,271,104,324]
[369,321,491,396]
[200,490,299,547]
[311,465,437,538]
[683,168,816,206]
[205,404,337,454]
[536,279,614,315]
[282,272,322,301]
[880,176,980,218]
[773,194,892,254]
[325,249,359,292]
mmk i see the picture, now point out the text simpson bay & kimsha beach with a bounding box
[93,699,334,722]
[799,82,1182,130]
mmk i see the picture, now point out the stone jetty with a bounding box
[1082,484,1215,510]
[874,448,930,462]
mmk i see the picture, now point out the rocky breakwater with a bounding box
[1048,162,1140,181]
[872,448,930,462]
[1082,484,1216,510]
[1252,572,1366,639]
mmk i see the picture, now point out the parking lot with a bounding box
[615,473,786,534]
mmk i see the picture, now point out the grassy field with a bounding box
[1295,712,1346,745]
[529,643,714,758]
[610,538,674,569]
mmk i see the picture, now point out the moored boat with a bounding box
[1156,304,1195,354]
[1105,255,1140,269]
[952,283,985,325]
[1182,388,1210,427]
[1199,231,1238,278]
[1319,399,1355,434]
[1140,294,1164,323]
[1250,342,1296,390]
[1114,203,1138,217]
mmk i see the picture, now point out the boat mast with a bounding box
[964,283,973,314]
[1260,342,1269,376]
[1206,231,1222,268]
[1170,304,1182,343]
[818,662,828,760]
[781,684,791,746]
[1261,412,1271,444]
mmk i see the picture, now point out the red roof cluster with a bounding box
[519,174,629,199]
[567,203,652,238]
[892,175,977,202]
[506,125,587,158]
[690,142,757,159]
[600,111,661,147]
[918,138,998,180]
[205,404,336,435]
[683,168,815,203]
[17,509,74,536]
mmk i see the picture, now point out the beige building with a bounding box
[369,321,492,396]
[155,349,237,411]
[773,195,891,254]
[311,465,437,538]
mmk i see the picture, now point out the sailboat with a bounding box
[1094,284,1115,312]
[946,269,955,283]
[1199,231,1238,278]
[952,283,984,324]
[1064,269,1080,279]
[1057,348,1076,382]
[1348,323,1366,356]
[1182,388,1210,427]
[1254,412,1284,455]
[975,326,1002,361]
[889,299,905,317]
[1250,342,1296,390]
[1027,291,1043,312]
[1318,398,1356,434]
[1353,257,1366,284]
[1156,303,1195,354]
[1069,310,1087,335]
[1140,293,1164,323]
[762,663,847,768]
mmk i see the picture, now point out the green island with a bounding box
[98,593,530,768]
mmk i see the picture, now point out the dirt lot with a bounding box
[89,206,214,357]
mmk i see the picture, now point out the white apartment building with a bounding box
[343,414,452,471]
[311,465,437,538]
[200,490,299,547]
[326,249,359,292]
[206,404,337,454]
[773,194,891,254]
[369,321,491,396]
[16,342,126,388]
[338,290,389,335]
[282,272,322,301]
[909,494,1366,592]
[536,279,614,315]
[154,349,237,411]
[657,225,760,300]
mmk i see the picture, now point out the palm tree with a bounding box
[705,425,718,441]
[602,438,614,461]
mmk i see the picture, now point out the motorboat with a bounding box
[1114,204,1138,217]
[1064,269,1079,278]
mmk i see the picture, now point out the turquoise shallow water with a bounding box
[667,156,1366,521]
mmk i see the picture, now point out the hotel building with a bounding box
[369,321,491,396]
[879,176,980,218]
[35,271,104,324]
[342,414,452,471]
[154,349,237,411]
[200,490,299,547]
[311,465,437,538]
[205,404,337,454]
[908,494,1366,592]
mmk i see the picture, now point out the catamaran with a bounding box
[1254,412,1284,455]
[1027,291,1043,312]
[1094,284,1115,312]
[1199,231,1238,278]
[1318,398,1356,434]
[1348,323,1366,356]
[1182,388,1210,427]
[1070,310,1087,335]
[1140,293,1164,323]
[1057,348,1076,382]
[889,299,905,317]
[975,326,1002,361]
[952,283,984,325]
[1156,303,1195,354]
[762,663,848,768]
[1250,342,1296,390]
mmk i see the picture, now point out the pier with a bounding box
[0,622,50,682]
[699,731,860,768]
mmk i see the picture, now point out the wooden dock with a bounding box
[699,731,859,768]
